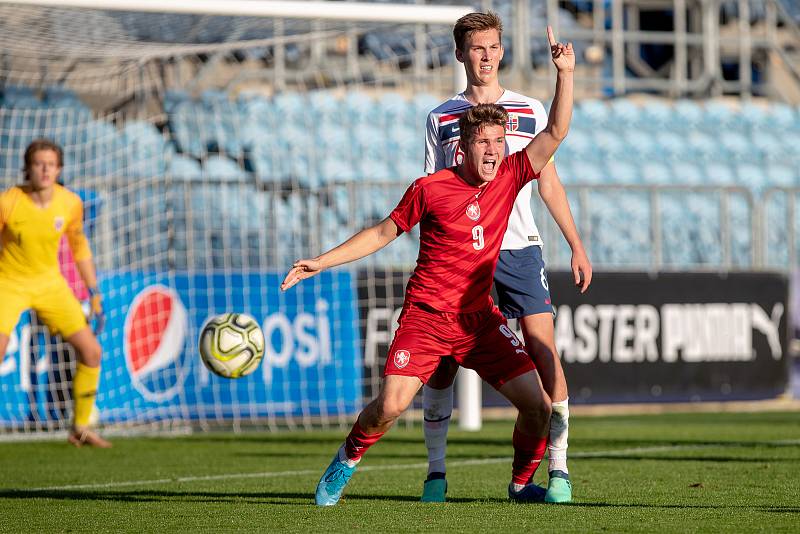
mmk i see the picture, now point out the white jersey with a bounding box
[424,89,548,250]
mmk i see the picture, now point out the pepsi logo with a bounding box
[393,349,410,369]
[124,285,188,401]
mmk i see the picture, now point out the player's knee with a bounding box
[78,338,103,367]
[518,396,552,428]
[375,396,410,423]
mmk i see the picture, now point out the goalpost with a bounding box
[0,0,485,437]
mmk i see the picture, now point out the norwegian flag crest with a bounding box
[506,113,519,132]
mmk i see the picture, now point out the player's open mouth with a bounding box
[480,65,492,72]
[481,159,496,173]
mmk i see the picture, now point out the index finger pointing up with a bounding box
[547,25,556,47]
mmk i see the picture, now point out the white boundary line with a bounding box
[18,439,800,493]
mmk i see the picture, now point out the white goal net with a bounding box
[0,0,466,436]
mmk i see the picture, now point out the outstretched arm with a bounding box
[537,163,592,292]
[525,26,574,174]
[280,216,401,291]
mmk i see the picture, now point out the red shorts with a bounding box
[383,301,536,389]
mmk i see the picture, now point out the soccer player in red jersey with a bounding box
[281,27,574,506]
[421,12,591,504]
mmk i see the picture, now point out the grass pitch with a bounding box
[0,411,798,533]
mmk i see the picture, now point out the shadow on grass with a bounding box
[0,488,499,505]
[1,488,798,513]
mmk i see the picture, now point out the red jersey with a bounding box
[390,150,538,313]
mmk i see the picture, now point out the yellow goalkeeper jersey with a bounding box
[0,184,92,280]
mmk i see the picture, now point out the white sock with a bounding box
[422,383,453,476]
[511,482,526,492]
[337,444,359,468]
[548,398,569,474]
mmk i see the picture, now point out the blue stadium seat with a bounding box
[309,91,345,126]
[569,160,606,184]
[169,100,207,157]
[654,131,687,161]
[608,99,642,131]
[204,155,247,181]
[765,163,797,188]
[379,92,411,131]
[738,102,769,132]
[768,102,798,131]
[702,101,735,132]
[163,89,190,113]
[640,162,672,185]
[704,162,736,185]
[673,99,703,129]
[670,162,703,185]
[592,130,626,161]
[640,101,673,130]
[344,91,375,128]
[751,130,785,163]
[622,130,658,161]
[718,130,752,162]
[605,160,639,184]
[42,86,83,107]
[735,163,766,192]
[122,121,168,178]
[353,126,387,172]
[412,93,442,129]
[576,99,610,130]
[168,154,202,180]
[320,157,359,183]
[0,85,39,108]
[272,92,308,126]
[558,129,596,162]
[360,160,393,182]
[684,131,717,163]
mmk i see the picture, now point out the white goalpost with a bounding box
[0,0,486,437]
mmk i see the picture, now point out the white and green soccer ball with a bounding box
[199,313,265,378]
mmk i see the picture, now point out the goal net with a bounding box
[0,0,466,437]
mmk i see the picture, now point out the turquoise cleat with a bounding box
[508,482,546,503]
[315,455,357,506]
[544,470,572,503]
[420,472,447,503]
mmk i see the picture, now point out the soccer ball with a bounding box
[199,313,265,378]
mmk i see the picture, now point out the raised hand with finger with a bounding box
[547,25,575,73]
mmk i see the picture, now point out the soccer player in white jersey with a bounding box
[282,28,576,506]
[421,12,592,504]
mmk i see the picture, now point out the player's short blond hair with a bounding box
[458,103,508,146]
[23,139,63,180]
[453,11,503,52]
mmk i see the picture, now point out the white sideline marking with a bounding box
[20,439,800,493]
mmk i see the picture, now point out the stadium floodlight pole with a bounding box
[4,0,480,429]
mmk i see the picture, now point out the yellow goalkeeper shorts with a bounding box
[0,275,87,338]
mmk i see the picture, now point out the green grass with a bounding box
[1,412,799,533]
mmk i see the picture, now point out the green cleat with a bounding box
[544,470,572,503]
[421,473,447,503]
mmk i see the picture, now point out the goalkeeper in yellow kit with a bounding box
[0,139,110,447]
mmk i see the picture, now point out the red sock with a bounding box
[511,425,548,485]
[344,420,385,461]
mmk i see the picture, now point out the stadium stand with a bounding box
[1,89,797,271]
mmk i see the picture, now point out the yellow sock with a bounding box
[73,363,100,427]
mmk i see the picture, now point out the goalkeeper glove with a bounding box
[88,287,105,335]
